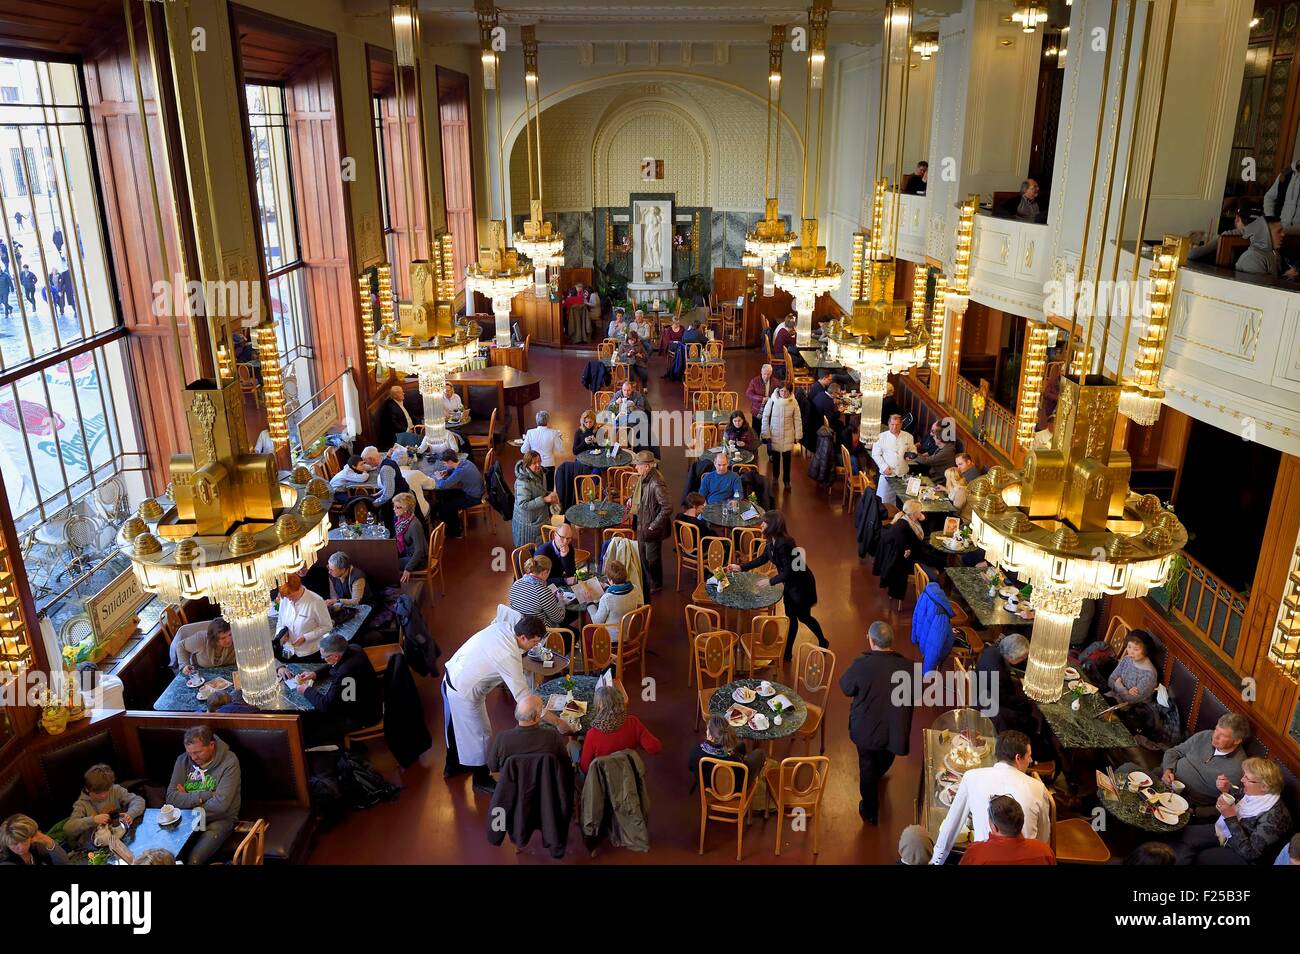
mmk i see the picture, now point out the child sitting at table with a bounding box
[63,763,145,851]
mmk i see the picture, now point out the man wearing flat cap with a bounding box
[629,450,671,594]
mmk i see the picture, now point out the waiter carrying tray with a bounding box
[441,607,575,794]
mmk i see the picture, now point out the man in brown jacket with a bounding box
[630,450,672,593]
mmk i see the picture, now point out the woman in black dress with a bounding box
[726,510,827,661]
[572,409,600,455]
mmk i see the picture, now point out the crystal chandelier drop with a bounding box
[744,26,797,297]
[512,25,564,298]
[823,1,926,437]
[468,0,534,346]
[911,32,938,60]
[1011,1,1049,34]
[773,0,842,345]
[1118,235,1188,426]
[118,6,331,706]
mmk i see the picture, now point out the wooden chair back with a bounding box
[683,363,706,395]
[594,389,615,414]
[676,519,703,592]
[574,473,604,504]
[511,543,536,580]
[686,342,703,362]
[539,523,556,544]
[616,603,652,682]
[689,422,719,458]
[705,364,727,390]
[230,819,268,865]
[715,391,739,412]
[1104,615,1134,656]
[607,466,636,500]
[603,527,635,544]
[692,390,716,411]
[734,527,765,565]
[911,564,930,603]
[763,334,773,362]
[706,339,724,360]
[700,536,733,574]
[795,644,837,714]
[609,363,630,387]
[597,340,616,361]
[424,521,446,594]
[772,756,830,809]
[694,630,737,694]
[581,623,614,673]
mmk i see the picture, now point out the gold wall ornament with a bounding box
[1268,542,1300,678]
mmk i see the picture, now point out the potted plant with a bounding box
[771,699,784,726]
[562,675,576,701]
[676,272,710,307]
[1149,552,1187,611]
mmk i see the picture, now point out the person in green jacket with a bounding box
[166,725,242,865]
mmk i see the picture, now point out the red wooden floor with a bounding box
[309,345,944,865]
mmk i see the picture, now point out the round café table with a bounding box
[694,409,731,425]
[577,448,633,469]
[708,679,807,744]
[537,674,599,732]
[1106,771,1191,833]
[707,570,783,634]
[448,366,541,438]
[701,503,763,531]
[565,501,627,561]
[704,446,755,465]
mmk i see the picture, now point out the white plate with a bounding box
[938,785,956,807]
[1152,806,1180,826]
[998,586,1019,598]
[755,684,776,697]
[1127,771,1153,790]
[732,686,757,704]
[185,676,205,689]
[748,713,770,731]
[1158,792,1189,815]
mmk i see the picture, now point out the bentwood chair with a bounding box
[511,544,536,581]
[467,408,498,461]
[423,522,446,598]
[574,473,604,504]
[704,364,727,391]
[1104,616,1134,656]
[691,390,716,412]
[230,819,268,866]
[699,758,759,861]
[706,339,725,361]
[602,527,635,546]
[715,391,739,413]
[694,630,737,729]
[841,445,871,511]
[237,363,261,406]
[791,644,837,755]
[764,756,831,856]
[689,422,718,459]
[692,537,734,607]
[739,615,790,679]
[683,364,706,404]
[686,342,704,363]
[579,623,614,674]
[607,466,636,501]
[684,604,722,687]
[342,644,402,753]
[615,603,652,684]
[675,520,703,592]
[594,390,615,415]
[462,448,495,531]
[542,627,575,683]
[1049,792,1111,864]
[597,340,616,362]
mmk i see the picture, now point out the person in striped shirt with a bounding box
[507,555,566,626]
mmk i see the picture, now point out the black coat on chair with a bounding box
[856,490,884,559]
[874,519,924,602]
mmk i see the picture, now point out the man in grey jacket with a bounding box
[1158,713,1249,818]
[166,725,242,864]
[1235,215,1297,278]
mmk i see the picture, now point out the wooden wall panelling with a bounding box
[436,67,477,297]
[379,76,427,299]
[285,52,365,418]
[86,18,196,493]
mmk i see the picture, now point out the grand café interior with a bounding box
[0,0,1297,868]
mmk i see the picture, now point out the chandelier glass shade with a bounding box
[513,25,565,298]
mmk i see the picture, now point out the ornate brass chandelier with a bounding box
[512,25,564,298]
[378,1,479,440]
[824,0,927,437]
[743,26,797,298]
[118,6,331,706]
[974,0,1187,704]
[466,0,533,346]
[773,0,843,345]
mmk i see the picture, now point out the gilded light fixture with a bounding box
[912,32,939,60]
[512,25,564,298]
[744,26,797,297]
[254,322,289,447]
[824,1,927,437]
[773,0,843,346]
[926,278,946,369]
[376,263,394,334]
[381,1,478,414]
[119,6,332,706]
[357,273,378,374]
[1119,236,1186,425]
[1014,324,1050,447]
[467,0,534,346]
[1012,1,1049,33]
[911,265,928,328]
[1268,543,1300,678]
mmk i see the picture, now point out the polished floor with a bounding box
[310,344,941,865]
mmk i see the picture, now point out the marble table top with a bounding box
[1038,686,1137,749]
[694,409,732,425]
[154,662,329,712]
[945,566,1034,629]
[537,674,599,732]
[708,679,806,741]
[1105,771,1192,832]
[565,501,627,529]
[704,447,756,465]
[701,502,764,529]
[886,475,956,513]
[707,571,783,610]
[576,448,634,469]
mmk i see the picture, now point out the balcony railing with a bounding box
[953,376,1016,458]
[1159,551,1248,663]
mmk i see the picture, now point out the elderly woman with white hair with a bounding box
[391,444,436,520]
[975,632,1040,738]
[874,499,940,605]
[0,814,68,865]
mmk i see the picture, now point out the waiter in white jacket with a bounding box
[931,730,1052,864]
[442,607,573,794]
[871,413,916,507]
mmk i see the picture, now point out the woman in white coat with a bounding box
[761,381,803,491]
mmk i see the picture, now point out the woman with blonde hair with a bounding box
[507,553,565,626]
[1175,757,1292,864]
[572,409,601,454]
[944,466,970,520]
[393,491,427,584]
[0,814,67,866]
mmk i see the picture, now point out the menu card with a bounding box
[572,578,605,605]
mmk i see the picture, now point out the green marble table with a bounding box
[944,566,1034,629]
[704,447,756,465]
[1105,771,1191,833]
[537,674,599,732]
[929,531,979,557]
[154,662,330,712]
[701,502,764,530]
[886,475,957,513]
[709,679,807,742]
[707,571,783,610]
[565,501,627,529]
[1038,687,1136,749]
[577,448,634,469]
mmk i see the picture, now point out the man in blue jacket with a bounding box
[698,452,743,504]
[911,581,955,675]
